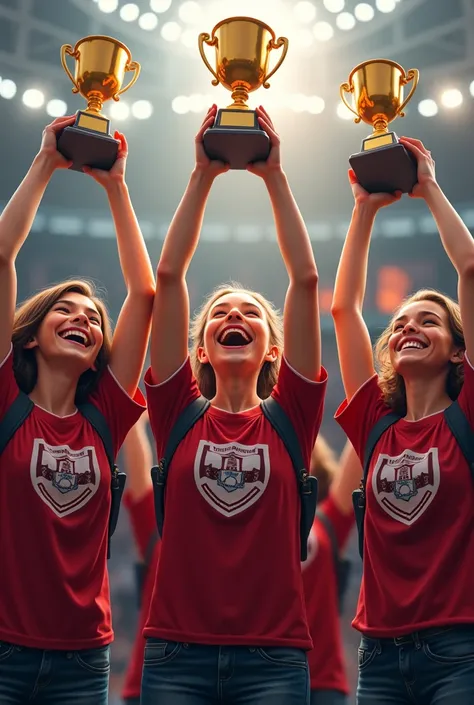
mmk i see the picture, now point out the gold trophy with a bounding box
[57,35,140,172]
[198,17,288,169]
[340,59,419,193]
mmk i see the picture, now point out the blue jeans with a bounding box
[141,640,310,705]
[310,690,348,705]
[0,641,110,705]
[357,625,474,704]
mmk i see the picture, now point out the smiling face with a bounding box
[388,299,463,376]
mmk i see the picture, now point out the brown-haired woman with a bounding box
[332,137,474,704]
[142,104,327,705]
[0,115,154,705]
[303,438,360,705]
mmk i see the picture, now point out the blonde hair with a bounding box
[190,283,284,400]
[310,435,339,502]
[12,279,113,403]
[375,288,464,415]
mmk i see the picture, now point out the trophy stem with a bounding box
[227,85,250,110]
[372,116,389,135]
[85,91,104,114]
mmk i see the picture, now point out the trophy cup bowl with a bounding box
[198,17,288,169]
[57,35,140,172]
[340,59,419,194]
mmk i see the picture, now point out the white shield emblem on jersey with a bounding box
[371,447,440,525]
[194,440,270,516]
[301,526,318,571]
[30,439,101,517]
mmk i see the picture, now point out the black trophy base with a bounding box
[57,111,120,173]
[349,132,418,194]
[203,108,270,170]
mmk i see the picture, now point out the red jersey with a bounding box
[303,493,353,693]
[336,357,474,637]
[0,347,145,650]
[122,489,160,700]
[144,357,327,649]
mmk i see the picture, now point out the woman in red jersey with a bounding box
[332,137,474,705]
[142,105,326,705]
[303,438,360,705]
[0,115,154,705]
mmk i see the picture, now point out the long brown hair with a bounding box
[190,283,284,400]
[12,279,113,403]
[310,435,339,503]
[374,289,464,415]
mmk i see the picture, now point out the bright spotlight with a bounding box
[294,1,317,23]
[336,12,356,29]
[97,0,119,12]
[188,94,207,113]
[109,101,130,120]
[178,1,202,23]
[323,0,345,12]
[0,79,17,99]
[161,21,182,40]
[469,80,474,97]
[376,0,396,12]
[307,96,325,114]
[172,96,190,114]
[337,101,354,120]
[139,12,158,29]
[22,89,45,109]
[150,0,172,12]
[418,99,438,117]
[313,21,334,40]
[120,3,140,21]
[131,100,153,119]
[354,3,375,21]
[181,28,197,47]
[441,88,463,108]
[46,99,68,117]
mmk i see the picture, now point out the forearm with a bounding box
[157,169,214,278]
[106,181,155,294]
[332,202,376,313]
[264,170,317,282]
[123,421,153,501]
[0,153,54,261]
[424,181,474,273]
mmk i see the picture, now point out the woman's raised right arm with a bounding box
[150,105,228,383]
[0,115,74,361]
[331,170,401,400]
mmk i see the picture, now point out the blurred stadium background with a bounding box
[1,0,474,700]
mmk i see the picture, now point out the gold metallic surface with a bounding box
[76,113,109,133]
[60,35,140,115]
[198,17,288,109]
[218,111,256,127]
[340,59,419,136]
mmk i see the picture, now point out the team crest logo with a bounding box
[194,440,270,516]
[301,526,318,570]
[372,447,440,525]
[30,439,100,517]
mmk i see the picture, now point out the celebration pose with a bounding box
[142,104,326,705]
[304,438,360,705]
[0,115,154,705]
[332,137,474,704]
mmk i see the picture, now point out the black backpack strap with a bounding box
[261,397,317,562]
[444,401,474,481]
[78,402,125,559]
[0,392,34,455]
[354,412,401,559]
[315,508,352,613]
[152,396,210,538]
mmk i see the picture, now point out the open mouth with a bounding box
[398,339,427,352]
[58,329,91,348]
[218,327,252,347]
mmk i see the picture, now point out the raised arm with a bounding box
[329,440,362,515]
[400,137,474,362]
[122,412,153,503]
[331,171,401,400]
[0,116,74,361]
[247,107,320,381]
[150,105,228,383]
[83,133,155,396]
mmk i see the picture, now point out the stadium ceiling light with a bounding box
[441,88,463,108]
[354,3,375,21]
[120,3,140,21]
[22,88,45,109]
[294,1,317,23]
[313,21,334,40]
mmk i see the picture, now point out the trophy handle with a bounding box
[398,68,419,118]
[198,32,219,86]
[113,60,141,101]
[339,82,361,123]
[263,37,289,89]
[60,44,80,94]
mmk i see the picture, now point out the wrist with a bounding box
[261,167,286,187]
[104,179,128,197]
[190,167,216,189]
[421,178,442,203]
[31,152,56,180]
[353,200,379,219]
